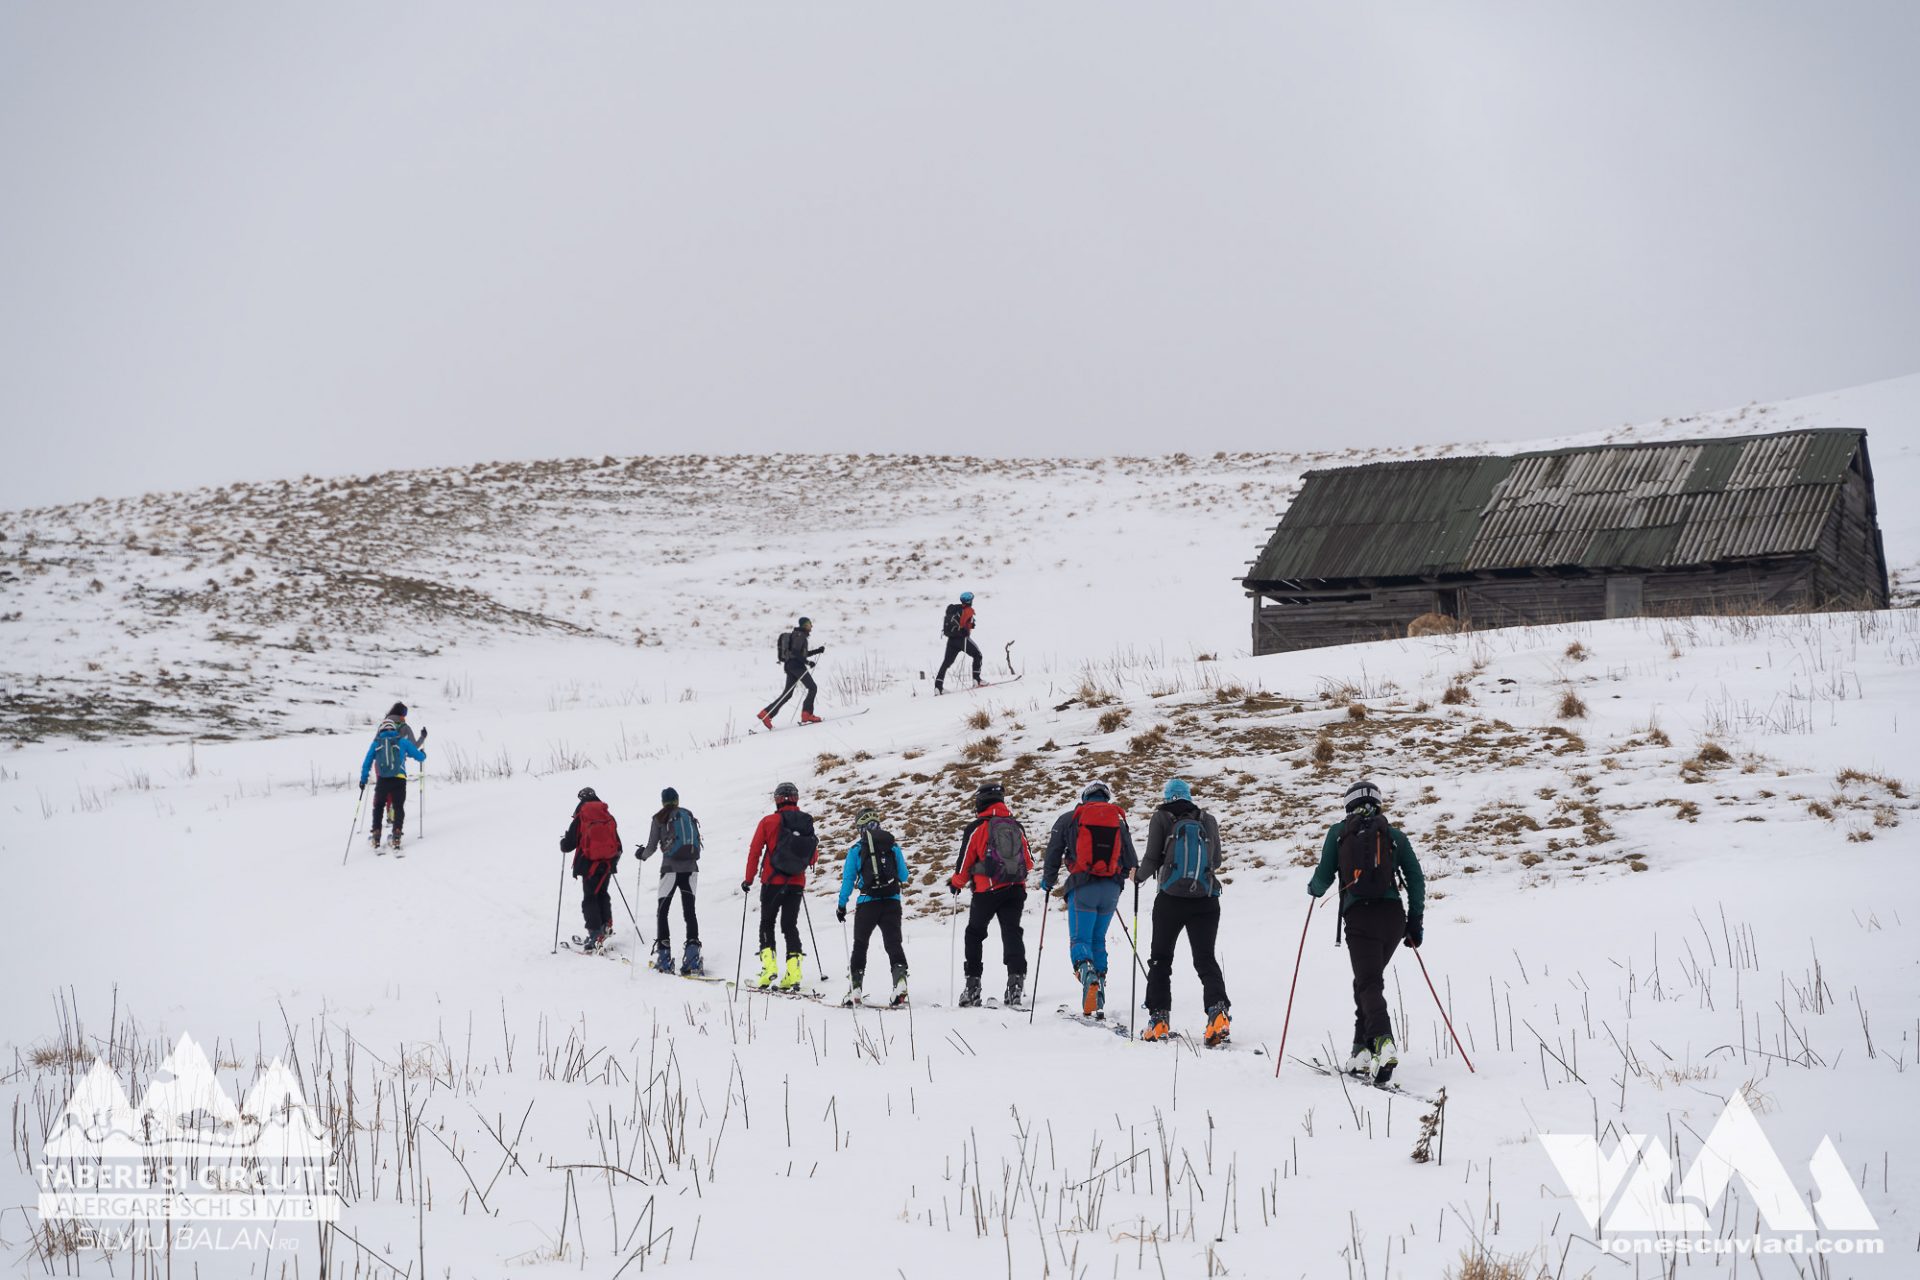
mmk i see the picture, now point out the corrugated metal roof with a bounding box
[1244,428,1865,585]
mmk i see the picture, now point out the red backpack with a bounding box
[578,801,620,861]
[1070,802,1126,877]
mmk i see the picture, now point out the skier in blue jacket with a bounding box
[836,808,911,1007]
[359,706,427,852]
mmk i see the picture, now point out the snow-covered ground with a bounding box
[2,375,1917,1277]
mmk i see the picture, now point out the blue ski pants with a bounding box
[1066,880,1123,973]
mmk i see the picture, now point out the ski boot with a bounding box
[841,973,863,1008]
[933,679,944,695]
[1095,970,1108,1015]
[1003,971,1025,1010]
[800,711,823,725]
[653,941,675,974]
[779,954,804,991]
[680,942,703,976]
[756,710,775,731]
[1076,962,1102,1017]
[957,977,984,1008]
[889,965,910,1007]
[755,947,779,988]
[1140,1010,1173,1042]
[369,829,384,852]
[1342,1044,1371,1075]
[1370,1035,1399,1084]
[1204,1004,1232,1048]
[970,670,984,687]
[388,831,404,854]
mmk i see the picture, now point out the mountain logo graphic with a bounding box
[43,1034,328,1160]
[1540,1092,1877,1234]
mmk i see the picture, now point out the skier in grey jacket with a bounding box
[640,787,704,974]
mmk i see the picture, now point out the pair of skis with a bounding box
[748,708,869,735]
[934,674,1023,696]
[1296,1055,1438,1104]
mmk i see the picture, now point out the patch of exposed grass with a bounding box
[1096,707,1131,734]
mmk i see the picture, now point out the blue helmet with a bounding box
[1163,778,1192,803]
[959,591,974,603]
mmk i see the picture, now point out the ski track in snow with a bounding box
[2,376,1918,1276]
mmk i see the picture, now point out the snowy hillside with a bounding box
[2,376,1918,1277]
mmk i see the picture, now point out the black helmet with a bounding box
[1343,778,1382,813]
[774,781,799,803]
[388,701,408,718]
[577,786,599,803]
[974,781,1005,811]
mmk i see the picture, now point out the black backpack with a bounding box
[942,603,964,638]
[770,809,818,875]
[857,824,902,897]
[776,630,794,665]
[1336,811,1399,903]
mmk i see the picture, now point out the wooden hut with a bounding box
[1242,429,1888,655]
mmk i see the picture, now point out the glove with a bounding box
[835,905,847,923]
[741,880,753,894]
[949,882,963,897]
[1404,912,1424,949]
[1038,881,1054,896]
[359,780,367,794]
[418,727,429,744]
[807,661,817,670]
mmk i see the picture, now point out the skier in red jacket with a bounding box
[560,787,623,952]
[948,781,1032,1007]
[742,782,819,989]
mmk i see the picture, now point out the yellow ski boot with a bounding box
[779,953,804,991]
[755,947,778,988]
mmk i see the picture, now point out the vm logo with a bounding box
[1540,1093,1876,1234]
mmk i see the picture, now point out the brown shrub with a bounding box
[1441,680,1472,705]
[1557,690,1587,719]
[1311,734,1335,766]
[1346,701,1368,721]
[961,736,1001,763]
[1128,723,1169,754]
[965,706,992,732]
[1097,707,1131,734]
[1564,640,1589,661]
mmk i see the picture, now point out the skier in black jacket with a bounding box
[758,617,824,728]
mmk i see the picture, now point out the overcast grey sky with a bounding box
[2,3,1916,510]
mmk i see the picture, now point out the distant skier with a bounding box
[758,617,825,729]
[358,704,427,852]
[742,782,819,989]
[1039,780,1137,1017]
[560,787,624,953]
[948,782,1032,1007]
[1135,779,1231,1046]
[934,591,982,693]
[640,787,703,975]
[1307,778,1426,1083]
[836,807,911,1007]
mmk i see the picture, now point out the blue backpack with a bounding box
[1159,816,1217,898]
[665,809,700,863]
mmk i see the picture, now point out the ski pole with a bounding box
[1415,949,1475,1073]
[418,759,425,841]
[1273,895,1323,1078]
[1028,890,1051,1025]
[1129,880,1140,1041]
[613,872,647,948]
[949,900,960,1004]
[735,882,752,987]
[340,786,368,866]
[801,892,828,980]
[552,851,569,955]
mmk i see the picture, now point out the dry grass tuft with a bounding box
[1311,734,1336,767]
[1346,701,1368,721]
[1557,689,1587,719]
[961,735,1002,764]
[1128,723,1169,753]
[814,752,844,775]
[1097,707,1131,734]
[1444,1247,1542,1280]
[1563,640,1589,661]
[965,706,992,732]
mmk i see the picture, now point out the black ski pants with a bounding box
[370,775,408,837]
[655,869,700,946]
[1343,899,1405,1048]
[577,854,618,937]
[849,898,907,982]
[1144,893,1229,1014]
[937,634,983,685]
[758,883,804,955]
[963,885,1027,979]
[764,663,817,716]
